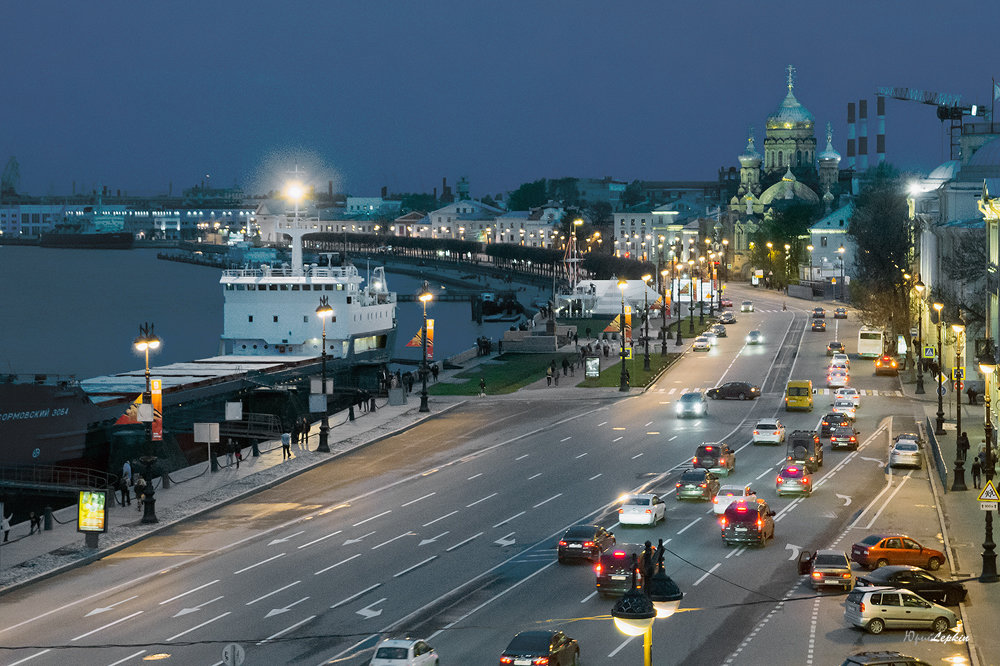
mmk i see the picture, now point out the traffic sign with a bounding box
[978,480,1000,502]
[624,346,633,359]
[938,385,948,397]
[923,346,936,359]
[953,367,966,380]
[982,502,998,512]
[956,380,965,391]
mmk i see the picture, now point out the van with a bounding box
[720,498,775,547]
[785,379,814,411]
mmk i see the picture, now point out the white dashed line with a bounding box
[576,453,588,459]
[467,473,483,480]
[466,493,498,508]
[631,453,643,459]
[676,518,701,534]
[589,474,602,480]
[693,563,721,586]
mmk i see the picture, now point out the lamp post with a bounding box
[951,319,967,490]
[837,245,846,301]
[707,252,716,317]
[979,347,998,583]
[418,282,433,412]
[618,278,629,392]
[315,296,333,453]
[673,244,683,345]
[687,259,695,335]
[783,243,791,286]
[642,274,652,371]
[765,241,773,287]
[133,323,161,524]
[721,238,729,284]
[697,256,705,324]
[659,265,668,357]
[611,554,656,666]
[806,244,814,282]
[915,279,926,395]
[934,302,946,434]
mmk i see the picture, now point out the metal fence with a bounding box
[924,417,949,491]
[0,464,115,493]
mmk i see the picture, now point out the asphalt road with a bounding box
[0,288,965,666]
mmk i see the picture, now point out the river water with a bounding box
[0,246,538,379]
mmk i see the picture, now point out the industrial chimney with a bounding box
[876,96,886,164]
[847,103,856,170]
[858,99,869,171]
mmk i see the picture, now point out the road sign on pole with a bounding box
[953,367,966,380]
[923,346,936,359]
[938,385,948,397]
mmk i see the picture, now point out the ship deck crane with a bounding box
[877,87,989,160]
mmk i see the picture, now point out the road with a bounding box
[0,289,966,666]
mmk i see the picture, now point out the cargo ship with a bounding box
[39,203,134,250]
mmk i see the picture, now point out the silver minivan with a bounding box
[844,586,959,634]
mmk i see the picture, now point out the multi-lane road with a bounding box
[0,288,969,666]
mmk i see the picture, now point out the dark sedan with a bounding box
[812,307,826,318]
[706,381,760,400]
[558,524,615,563]
[499,630,580,665]
[812,320,827,332]
[718,311,737,324]
[856,565,967,606]
[820,412,852,437]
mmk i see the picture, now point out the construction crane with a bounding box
[877,87,989,161]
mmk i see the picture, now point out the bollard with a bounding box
[252,440,260,457]
[44,506,53,531]
[210,453,219,472]
[161,472,171,490]
[349,405,355,421]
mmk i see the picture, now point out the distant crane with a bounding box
[877,87,989,161]
[0,156,19,198]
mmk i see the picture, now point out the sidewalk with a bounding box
[899,368,997,666]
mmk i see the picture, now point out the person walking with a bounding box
[972,457,983,489]
[119,475,131,506]
[281,432,292,460]
[291,419,302,446]
[958,432,971,462]
[122,459,133,487]
[300,417,310,447]
[225,439,235,467]
[431,364,439,382]
[546,366,552,386]
[1,511,10,542]
[561,358,569,376]
[479,377,486,397]
[134,476,147,511]
[29,511,41,535]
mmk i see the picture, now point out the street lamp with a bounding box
[659,265,668,357]
[418,282,433,412]
[315,296,334,453]
[133,322,161,524]
[914,279,926,395]
[672,243,683,345]
[783,243,791,286]
[952,318,967,491]
[618,278,629,392]
[697,256,705,324]
[806,244,814,282]
[837,245,846,301]
[708,252,716,317]
[721,238,729,283]
[641,274,652,371]
[687,259,695,335]
[978,345,999,583]
[611,554,656,666]
[934,302,945,434]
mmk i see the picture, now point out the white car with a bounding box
[741,300,755,312]
[713,483,756,515]
[833,387,861,407]
[704,332,718,346]
[831,398,857,420]
[753,418,786,444]
[828,359,850,375]
[370,638,439,665]
[827,370,849,388]
[889,439,922,468]
[618,493,666,526]
[692,336,712,352]
[831,353,851,368]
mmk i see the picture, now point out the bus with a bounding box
[857,328,884,359]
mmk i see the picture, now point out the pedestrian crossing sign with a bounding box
[978,480,1000,502]
[953,367,965,380]
[624,347,633,359]
[923,346,936,359]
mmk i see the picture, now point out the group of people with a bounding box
[1,510,42,542]
[118,459,149,510]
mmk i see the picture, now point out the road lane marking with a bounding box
[613,427,626,431]
[560,437,572,442]
[609,635,637,658]
[528,473,542,480]
[159,580,220,605]
[71,611,144,641]
[166,611,232,642]
[580,591,598,603]
[494,511,525,528]
[864,473,911,529]
[372,532,414,550]
[755,468,773,481]
[467,473,483,480]
[533,494,562,508]
[647,431,660,435]
[645,421,653,427]
[268,530,305,545]
[612,436,624,442]
[725,546,746,559]
[107,650,146,666]
[256,615,316,646]
[423,510,458,527]
[86,595,139,617]
[631,452,643,459]
[446,532,483,552]
[693,563,722,586]
[668,435,677,441]
[234,553,285,575]
[331,584,381,609]
[589,474,602,480]
[315,553,361,576]
[598,421,607,426]
[467,493,498,507]
[401,492,436,507]
[266,597,310,619]
[8,651,51,665]
[676,517,701,534]
[515,454,529,461]
[353,510,392,526]
[173,595,225,617]
[297,530,342,549]
[575,453,588,459]
[394,556,438,577]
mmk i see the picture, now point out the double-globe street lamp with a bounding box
[642,274,652,372]
[659,264,668,357]
[837,245,846,301]
[952,318,967,491]
[418,282,433,412]
[618,278,629,392]
[611,545,684,666]
[697,256,705,325]
[784,243,791,286]
[978,346,999,582]
[687,260,696,335]
[315,296,334,453]
[133,323,161,524]
[934,302,946,434]
[914,279,926,394]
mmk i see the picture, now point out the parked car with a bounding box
[675,391,708,418]
[844,586,958,634]
[856,565,967,605]
[875,354,899,376]
[740,300,755,312]
[558,524,615,563]
[692,443,736,476]
[850,534,945,571]
[618,493,666,526]
[798,549,853,591]
[776,463,812,496]
[753,418,786,444]
[370,638,439,666]
[706,381,760,400]
[840,652,931,666]
[713,483,755,515]
[499,631,580,665]
[720,497,775,547]
[675,468,720,501]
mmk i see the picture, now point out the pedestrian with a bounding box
[554,370,559,386]
[585,326,592,340]
[479,377,486,397]
[972,458,982,489]
[968,387,978,405]
[291,419,302,445]
[574,332,579,349]
[431,364,440,382]
[546,366,552,386]
[119,475,131,506]
[301,417,310,446]
[562,358,569,376]
[134,476,147,511]
[394,369,402,388]
[226,439,235,467]
[1,511,10,542]
[122,459,133,487]
[498,340,503,355]
[281,432,292,460]
[29,511,41,535]
[958,432,971,462]
[369,395,377,412]
[235,443,243,469]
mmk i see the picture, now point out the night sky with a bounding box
[3,1,995,199]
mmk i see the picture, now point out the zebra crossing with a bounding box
[653,386,904,398]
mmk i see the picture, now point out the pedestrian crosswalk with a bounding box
[653,386,904,398]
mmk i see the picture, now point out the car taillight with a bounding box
[802,477,810,484]
[756,518,762,528]
[850,437,856,442]
[692,457,698,465]
[713,496,719,504]
[583,541,595,548]
[558,540,567,546]
[777,477,783,483]
[842,573,852,578]
[618,508,624,513]
[645,509,652,514]
[676,482,682,488]
[811,572,822,579]
[699,483,707,488]
[595,563,602,574]
[500,658,514,664]
[720,517,727,527]
[613,550,626,558]
[533,658,550,665]
[859,602,866,612]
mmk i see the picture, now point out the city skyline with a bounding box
[2,1,996,200]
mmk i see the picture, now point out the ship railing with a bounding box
[0,374,80,387]
[0,464,115,493]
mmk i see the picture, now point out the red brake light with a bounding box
[777,476,784,484]
[803,477,810,484]
[501,658,514,665]
[558,540,567,546]
[713,496,719,504]
[788,466,798,473]
[859,602,866,612]
[613,550,626,558]
[720,517,727,527]
[699,483,707,488]
[645,509,652,514]
[736,504,747,513]
[533,658,550,665]
[618,508,624,513]
[692,457,698,464]
[753,430,759,435]
[583,541,595,547]
[811,572,822,579]
[675,482,682,488]
[705,446,714,451]
[595,563,602,574]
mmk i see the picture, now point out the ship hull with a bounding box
[40,232,134,250]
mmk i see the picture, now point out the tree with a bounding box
[938,228,988,331]
[547,178,579,206]
[507,179,548,211]
[745,203,820,287]
[587,201,613,226]
[620,180,644,208]
[399,193,439,214]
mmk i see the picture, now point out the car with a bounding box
[618,493,666,526]
[703,332,718,346]
[675,468,720,501]
[799,549,853,591]
[370,638,439,666]
[692,335,712,351]
[820,412,852,437]
[830,424,860,451]
[834,307,848,319]
[499,630,581,665]
[692,443,736,476]
[595,543,647,597]
[828,360,850,376]
[706,381,760,400]
[786,429,823,472]
[812,319,827,332]
[675,391,708,418]
[776,463,812,496]
[850,534,946,571]
[746,329,763,344]
[833,387,860,407]
[875,354,899,376]
[831,352,851,368]
[753,418,786,444]
[831,398,857,421]
[856,565,967,605]
[720,497,775,547]
[840,651,932,666]
[719,311,737,324]
[889,439,922,468]
[558,524,615,563]
[713,483,755,515]
[827,340,846,356]
[710,323,727,337]
[720,297,733,307]
[844,586,958,634]
[740,300,755,312]
[892,432,922,447]
[826,369,848,388]
[812,307,826,318]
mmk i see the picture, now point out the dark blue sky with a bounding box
[3,1,995,199]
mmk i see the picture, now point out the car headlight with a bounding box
[675,404,684,413]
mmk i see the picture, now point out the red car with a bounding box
[720,297,733,307]
[850,534,945,571]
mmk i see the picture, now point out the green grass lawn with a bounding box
[428,352,581,395]
[577,351,679,388]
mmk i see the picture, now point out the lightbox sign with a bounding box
[78,490,108,533]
